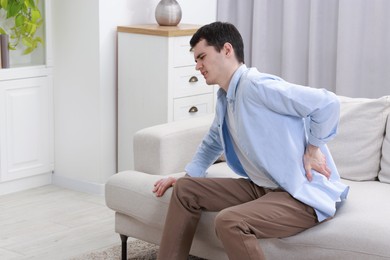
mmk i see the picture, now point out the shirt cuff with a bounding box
[185,162,207,177]
[307,132,325,148]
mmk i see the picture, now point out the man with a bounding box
[153,22,349,260]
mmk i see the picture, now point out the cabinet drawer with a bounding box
[173,36,194,67]
[173,94,214,121]
[173,66,212,98]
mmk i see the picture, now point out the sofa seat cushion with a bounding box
[106,163,390,259]
[264,179,390,259]
[202,164,390,259]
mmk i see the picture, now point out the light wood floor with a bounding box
[0,185,128,260]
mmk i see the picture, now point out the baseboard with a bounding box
[52,174,105,195]
[0,173,52,196]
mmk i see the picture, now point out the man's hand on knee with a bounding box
[153,177,177,197]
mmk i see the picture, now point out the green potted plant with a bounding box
[0,0,43,55]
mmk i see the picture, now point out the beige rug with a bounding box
[70,239,205,260]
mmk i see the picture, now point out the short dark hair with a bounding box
[190,22,245,63]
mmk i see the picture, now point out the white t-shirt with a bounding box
[225,100,280,189]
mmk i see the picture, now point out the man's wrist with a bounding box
[306,144,319,154]
[168,177,177,186]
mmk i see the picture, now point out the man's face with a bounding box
[192,39,226,86]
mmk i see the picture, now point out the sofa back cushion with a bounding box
[328,96,390,181]
[379,115,390,183]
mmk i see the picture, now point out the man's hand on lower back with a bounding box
[303,144,331,181]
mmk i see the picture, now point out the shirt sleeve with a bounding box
[185,115,224,177]
[247,75,340,147]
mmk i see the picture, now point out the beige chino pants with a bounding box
[157,177,319,260]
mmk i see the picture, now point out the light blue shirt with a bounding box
[185,64,349,222]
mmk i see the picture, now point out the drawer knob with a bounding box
[189,76,198,83]
[188,106,198,113]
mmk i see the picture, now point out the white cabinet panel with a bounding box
[0,76,53,181]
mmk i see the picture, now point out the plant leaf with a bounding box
[24,21,37,36]
[28,0,35,8]
[35,36,43,45]
[31,9,41,22]
[15,13,24,27]
[0,27,7,34]
[1,0,7,9]
[23,46,34,55]
[7,1,22,17]
[22,37,33,47]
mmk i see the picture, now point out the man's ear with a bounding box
[223,42,234,57]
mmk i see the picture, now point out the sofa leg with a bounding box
[120,234,128,260]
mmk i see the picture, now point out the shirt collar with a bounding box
[226,64,247,101]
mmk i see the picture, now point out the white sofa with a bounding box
[105,95,390,260]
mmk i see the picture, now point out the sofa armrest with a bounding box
[105,170,185,228]
[133,114,214,175]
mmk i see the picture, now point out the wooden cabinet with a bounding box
[117,24,216,171]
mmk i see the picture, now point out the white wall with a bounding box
[52,0,102,193]
[52,0,217,194]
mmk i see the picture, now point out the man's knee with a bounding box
[215,209,238,235]
[172,178,203,211]
[173,177,195,195]
[215,208,253,238]
[174,177,188,188]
